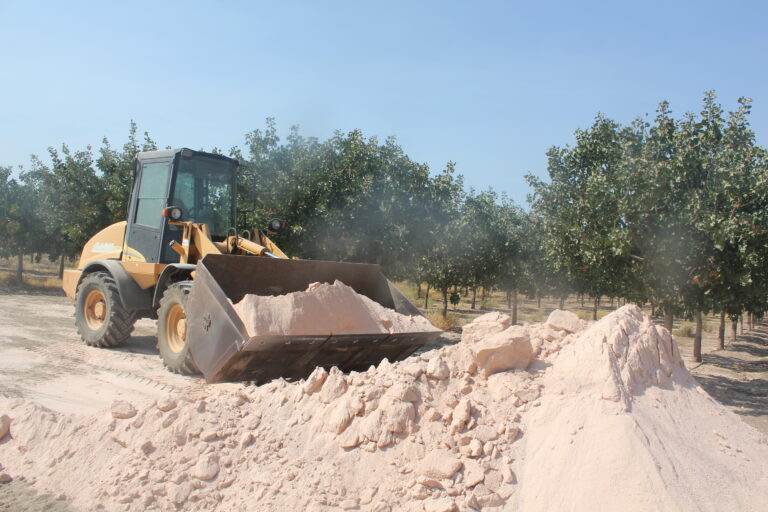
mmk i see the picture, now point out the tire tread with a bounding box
[75,272,136,348]
[157,281,198,374]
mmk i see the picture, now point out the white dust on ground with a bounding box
[0,295,197,416]
[1,305,768,511]
[234,280,440,337]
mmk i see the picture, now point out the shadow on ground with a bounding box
[115,335,159,356]
[0,479,79,512]
[702,352,768,373]
[694,374,768,418]
[0,285,64,296]
[692,324,768,431]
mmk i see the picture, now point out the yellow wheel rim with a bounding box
[84,289,107,330]
[166,303,187,353]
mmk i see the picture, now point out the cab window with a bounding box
[135,162,171,228]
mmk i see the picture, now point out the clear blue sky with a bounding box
[1,0,766,206]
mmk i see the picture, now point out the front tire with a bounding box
[157,281,198,374]
[75,272,136,347]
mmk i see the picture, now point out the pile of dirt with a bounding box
[233,280,440,337]
[1,305,767,511]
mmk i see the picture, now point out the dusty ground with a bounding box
[0,291,204,415]
[687,326,768,434]
[0,290,766,509]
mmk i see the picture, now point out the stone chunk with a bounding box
[546,309,582,333]
[111,401,137,419]
[416,450,463,479]
[193,455,220,481]
[168,482,192,505]
[303,367,328,394]
[470,326,533,377]
[461,312,512,344]
[424,497,458,512]
[462,460,485,488]
[450,398,471,433]
[157,399,177,412]
[426,355,450,380]
[319,367,347,403]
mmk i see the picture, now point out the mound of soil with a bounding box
[1,305,767,511]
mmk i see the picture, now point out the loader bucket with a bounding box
[186,254,442,383]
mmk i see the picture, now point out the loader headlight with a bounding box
[268,218,285,232]
[163,206,183,221]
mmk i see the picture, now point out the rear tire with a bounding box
[157,281,198,374]
[75,272,136,347]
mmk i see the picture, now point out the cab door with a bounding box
[125,159,173,263]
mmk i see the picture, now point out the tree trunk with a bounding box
[58,254,65,279]
[693,310,702,363]
[416,282,421,299]
[424,284,430,309]
[609,297,614,308]
[739,315,744,335]
[506,290,511,309]
[592,297,599,321]
[717,311,725,350]
[512,290,518,325]
[536,290,541,310]
[471,287,477,310]
[580,294,584,308]
[559,295,565,310]
[664,311,673,333]
[441,287,449,318]
[729,318,738,345]
[29,253,34,264]
[16,250,23,283]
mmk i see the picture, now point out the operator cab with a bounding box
[125,148,237,263]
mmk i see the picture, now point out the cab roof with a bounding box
[135,148,239,165]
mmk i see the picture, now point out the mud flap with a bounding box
[186,254,441,383]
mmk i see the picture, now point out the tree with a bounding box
[37,145,109,260]
[703,97,768,349]
[237,120,462,282]
[527,115,640,318]
[0,167,42,281]
[98,121,158,224]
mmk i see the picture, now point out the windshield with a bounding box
[171,156,235,238]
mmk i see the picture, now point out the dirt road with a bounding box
[0,292,205,416]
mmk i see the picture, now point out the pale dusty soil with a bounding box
[686,325,768,434]
[0,291,766,509]
[0,291,209,510]
[0,480,77,511]
[0,292,206,415]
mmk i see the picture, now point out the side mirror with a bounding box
[162,206,183,221]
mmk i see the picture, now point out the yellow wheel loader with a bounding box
[62,148,440,383]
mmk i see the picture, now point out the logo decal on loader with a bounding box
[92,242,120,254]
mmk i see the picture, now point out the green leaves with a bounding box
[532,92,768,318]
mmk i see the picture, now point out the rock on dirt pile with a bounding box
[1,305,767,511]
